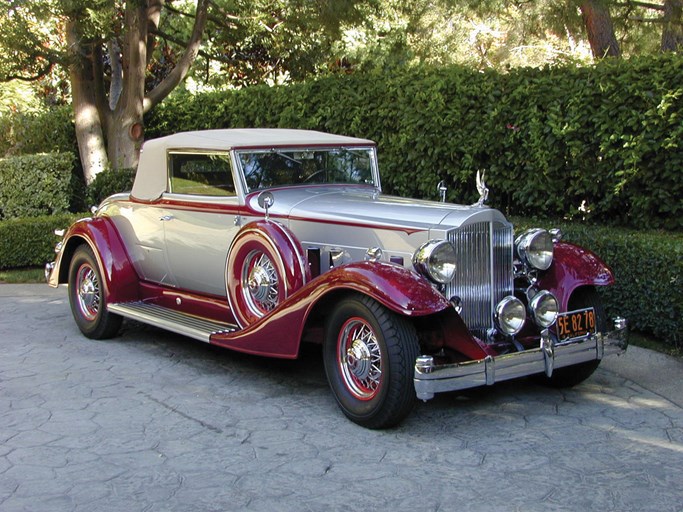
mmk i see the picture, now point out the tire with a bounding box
[227,222,307,327]
[537,287,606,388]
[68,245,122,339]
[323,294,420,429]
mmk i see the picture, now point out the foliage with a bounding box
[86,167,136,206]
[513,217,683,347]
[148,52,682,231]
[0,213,81,269]
[0,152,77,220]
[0,106,76,157]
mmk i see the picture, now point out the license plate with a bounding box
[555,307,596,341]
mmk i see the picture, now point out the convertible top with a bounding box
[132,129,375,201]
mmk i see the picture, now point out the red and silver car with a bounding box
[46,129,628,428]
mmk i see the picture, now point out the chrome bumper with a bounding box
[414,317,628,401]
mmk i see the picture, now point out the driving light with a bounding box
[413,240,456,284]
[530,290,559,328]
[515,228,554,271]
[494,296,526,335]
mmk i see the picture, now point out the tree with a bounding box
[580,0,621,57]
[1,0,209,182]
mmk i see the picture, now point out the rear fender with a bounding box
[52,217,139,303]
[538,242,614,310]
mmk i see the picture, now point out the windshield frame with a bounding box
[233,145,381,193]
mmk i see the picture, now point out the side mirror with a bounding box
[257,191,275,220]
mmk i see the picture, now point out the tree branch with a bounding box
[615,1,666,11]
[150,26,235,64]
[145,0,210,112]
[2,62,53,82]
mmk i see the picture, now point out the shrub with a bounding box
[0,213,82,270]
[0,152,77,219]
[0,106,76,157]
[148,53,682,231]
[86,167,136,206]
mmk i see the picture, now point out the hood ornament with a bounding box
[472,170,488,207]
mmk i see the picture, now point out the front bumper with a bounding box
[414,317,628,400]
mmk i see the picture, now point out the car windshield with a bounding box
[237,147,377,191]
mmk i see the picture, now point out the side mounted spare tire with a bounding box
[226,220,310,327]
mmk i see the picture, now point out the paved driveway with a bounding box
[1,284,682,512]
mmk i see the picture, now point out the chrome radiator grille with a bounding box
[446,221,514,341]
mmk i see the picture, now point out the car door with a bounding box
[161,151,240,298]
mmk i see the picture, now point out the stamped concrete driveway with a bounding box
[1,284,682,512]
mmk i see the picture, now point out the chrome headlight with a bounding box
[515,228,554,271]
[413,240,456,284]
[529,290,559,328]
[494,296,526,335]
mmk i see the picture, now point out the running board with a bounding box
[108,302,238,343]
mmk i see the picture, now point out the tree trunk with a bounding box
[65,21,108,184]
[580,0,621,59]
[662,0,683,51]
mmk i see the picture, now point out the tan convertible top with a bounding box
[131,129,375,201]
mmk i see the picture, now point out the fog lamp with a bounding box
[494,296,526,335]
[530,290,559,328]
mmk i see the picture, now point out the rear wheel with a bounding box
[538,287,605,388]
[68,245,122,339]
[323,294,419,429]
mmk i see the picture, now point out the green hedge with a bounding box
[0,106,76,157]
[0,152,78,219]
[147,53,682,231]
[0,213,82,269]
[513,218,682,347]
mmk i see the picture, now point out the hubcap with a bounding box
[242,251,279,315]
[338,318,382,400]
[76,264,100,321]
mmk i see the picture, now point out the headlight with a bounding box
[529,290,558,328]
[412,240,456,284]
[494,296,526,335]
[515,228,554,271]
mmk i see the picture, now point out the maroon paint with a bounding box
[138,282,235,325]
[210,261,452,358]
[537,242,614,311]
[61,217,140,303]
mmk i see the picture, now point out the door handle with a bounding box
[159,215,174,222]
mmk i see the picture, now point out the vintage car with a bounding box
[46,129,628,428]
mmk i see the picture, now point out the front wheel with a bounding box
[323,294,420,429]
[68,245,122,339]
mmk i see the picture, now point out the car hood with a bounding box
[248,186,509,232]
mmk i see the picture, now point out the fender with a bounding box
[50,216,139,304]
[537,241,614,311]
[211,261,452,358]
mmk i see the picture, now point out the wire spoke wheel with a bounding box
[338,318,383,400]
[242,250,280,315]
[68,245,121,339]
[323,294,419,429]
[75,265,101,321]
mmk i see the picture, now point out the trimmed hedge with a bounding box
[513,218,682,347]
[0,213,82,270]
[0,106,76,157]
[147,53,682,231]
[0,152,77,219]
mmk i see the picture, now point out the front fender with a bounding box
[317,261,452,316]
[538,242,614,310]
[209,261,451,358]
[51,216,139,303]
